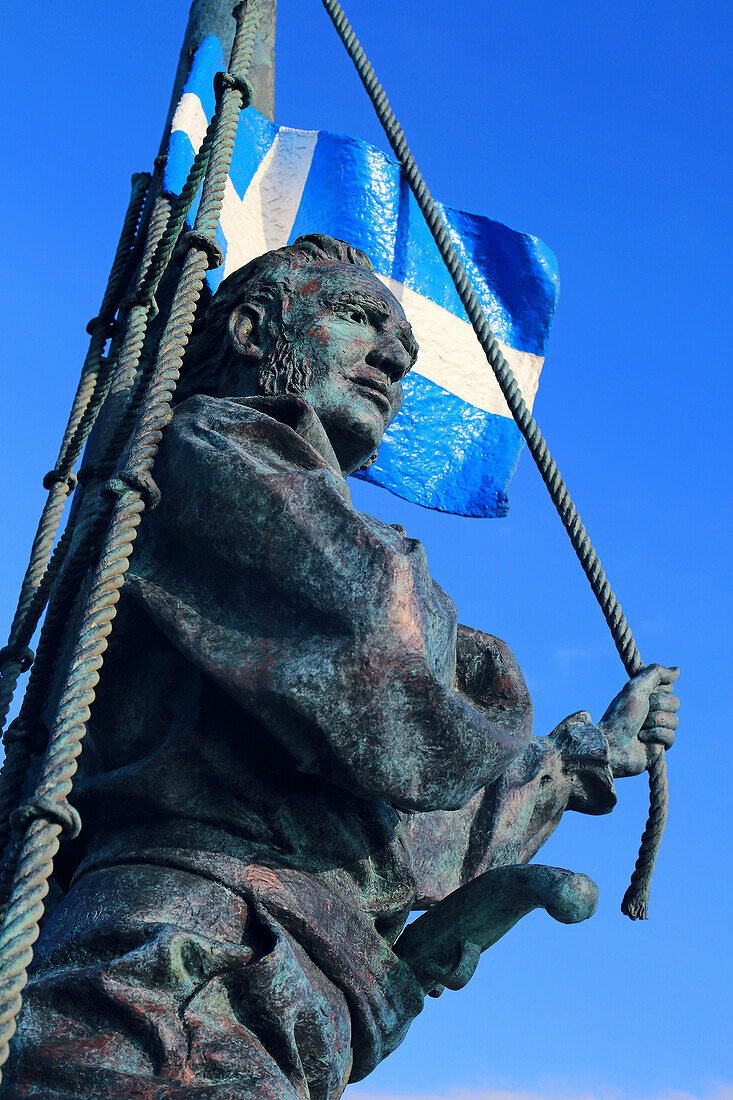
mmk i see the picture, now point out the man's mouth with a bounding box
[351,372,391,412]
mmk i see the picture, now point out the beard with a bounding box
[258,330,314,397]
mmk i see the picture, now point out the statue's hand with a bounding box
[599,665,680,778]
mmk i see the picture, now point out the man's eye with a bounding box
[341,306,368,324]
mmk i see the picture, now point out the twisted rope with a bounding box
[321,0,665,920]
[74,114,220,482]
[0,191,171,894]
[0,64,218,744]
[0,0,260,1075]
[0,173,150,736]
[0,69,225,888]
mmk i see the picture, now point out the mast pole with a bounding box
[159,0,277,147]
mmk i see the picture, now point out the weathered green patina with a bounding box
[0,236,678,1099]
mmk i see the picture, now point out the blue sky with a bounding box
[0,1,731,1098]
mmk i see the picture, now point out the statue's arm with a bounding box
[126,397,533,813]
[409,625,617,908]
[409,626,678,907]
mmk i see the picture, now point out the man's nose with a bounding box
[366,335,411,383]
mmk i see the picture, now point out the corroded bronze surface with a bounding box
[1,237,678,1099]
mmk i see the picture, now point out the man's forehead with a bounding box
[291,261,416,356]
[294,261,403,315]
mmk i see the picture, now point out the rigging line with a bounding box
[320,0,666,921]
[0,0,261,1077]
[0,90,221,880]
[0,191,172,891]
[0,174,150,737]
[0,82,219,746]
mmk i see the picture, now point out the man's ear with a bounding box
[228,304,264,361]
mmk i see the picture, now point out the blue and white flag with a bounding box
[165,37,560,518]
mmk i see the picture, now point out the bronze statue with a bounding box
[1,236,678,1099]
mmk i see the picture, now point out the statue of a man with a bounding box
[2,235,678,1100]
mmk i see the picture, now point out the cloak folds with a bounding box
[2,395,615,1100]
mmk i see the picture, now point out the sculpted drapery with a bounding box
[4,395,616,1099]
[1,236,677,1099]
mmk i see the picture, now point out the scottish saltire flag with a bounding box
[164,37,560,517]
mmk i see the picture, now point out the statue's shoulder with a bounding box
[171,392,306,432]
[170,394,338,464]
[159,393,347,504]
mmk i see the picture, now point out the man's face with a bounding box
[281,262,417,475]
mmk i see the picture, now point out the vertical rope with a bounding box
[0,74,220,748]
[320,0,666,920]
[0,72,223,892]
[0,173,150,736]
[0,191,170,897]
[0,0,261,1076]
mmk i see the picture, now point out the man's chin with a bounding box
[337,435,383,477]
[315,406,386,475]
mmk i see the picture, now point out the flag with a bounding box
[164,37,560,518]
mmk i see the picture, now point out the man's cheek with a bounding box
[388,385,404,424]
[339,329,371,359]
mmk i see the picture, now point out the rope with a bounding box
[0,55,219,746]
[0,191,170,897]
[321,0,666,920]
[0,0,260,1075]
[0,173,150,736]
[0,66,223,891]
[75,110,221,482]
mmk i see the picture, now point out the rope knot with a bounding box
[85,315,118,338]
[214,70,253,108]
[174,229,224,271]
[43,469,77,493]
[103,469,162,511]
[0,645,34,673]
[120,289,159,320]
[11,796,81,841]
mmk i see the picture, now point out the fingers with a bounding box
[651,681,675,696]
[647,690,680,713]
[641,709,678,729]
[643,689,680,725]
[643,709,679,728]
[632,664,680,695]
[640,683,679,750]
[639,724,676,749]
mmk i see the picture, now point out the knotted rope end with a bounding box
[621,885,650,921]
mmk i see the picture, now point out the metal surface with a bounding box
[159,0,276,143]
[395,864,599,994]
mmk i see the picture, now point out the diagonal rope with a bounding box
[0,59,221,744]
[320,0,666,921]
[0,0,261,1076]
[0,192,172,893]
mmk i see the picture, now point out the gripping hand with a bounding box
[599,664,679,778]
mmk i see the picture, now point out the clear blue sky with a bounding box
[0,2,731,1098]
